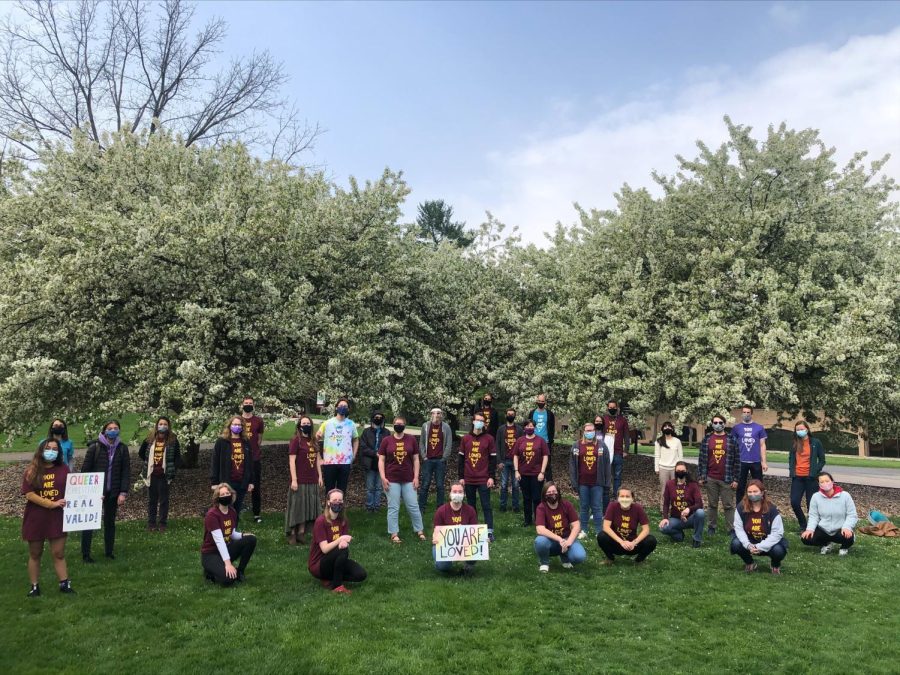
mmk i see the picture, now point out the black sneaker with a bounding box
[512,506,521,513]
[204,571,216,582]
[83,556,95,564]
[105,552,116,560]
[692,540,702,549]
[461,563,476,577]
[499,505,507,513]
[59,580,75,594]
[707,529,716,537]
[27,584,40,597]
[236,571,246,583]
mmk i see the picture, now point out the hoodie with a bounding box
[806,486,858,535]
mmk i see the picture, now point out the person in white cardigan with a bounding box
[654,422,683,511]
[800,472,858,555]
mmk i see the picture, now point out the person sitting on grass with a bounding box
[201,483,257,586]
[534,482,587,573]
[432,481,478,576]
[730,480,787,575]
[800,472,858,556]
[658,461,706,548]
[598,487,657,565]
[308,489,367,595]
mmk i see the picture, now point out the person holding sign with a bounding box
[658,461,706,548]
[379,416,425,543]
[597,487,657,565]
[432,481,479,575]
[138,416,181,533]
[22,439,73,596]
[201,483,257,586]
[210,416,254,526]
[730,480,787,574]
[80,420,130,563]
[286,417,322,545]
[308,489,367,594]
[534,482,586,572]
[458,412,498,542]
[513,421,549,527]
[569,422,611,539]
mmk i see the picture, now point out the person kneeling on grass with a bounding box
[432,482,478,576]
[201,483,257,586]
[597,488,657,565]
[800,472,858,556]
[534,482,587,573]
[308,489,367,595]
[730,480,787,575]
[658,461,705,548]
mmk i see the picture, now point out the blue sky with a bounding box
[44,2,900,242]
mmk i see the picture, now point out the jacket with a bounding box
[359,425,389,472]
[698,433,739,483]
[81,440,131,496]
[734,504,785,553]
[527,408,556,447]
[806,488,858,535]
[568,438,612,489]
[471,403,500,438]
[209,437,252,491]
[138,436,181,481]
[419,421,453,461]
[788,436,826,478]
[495,422,524,462]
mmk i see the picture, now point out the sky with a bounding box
[37,1,900,243]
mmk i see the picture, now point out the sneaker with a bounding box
[204,571,216,582]
[83,556,95,564]
[147,524,157,532]
[254,516,263,524]
[27,584,40,597]
[512,506,521,513]
[105,553,116,560]
[538,564,550,573]
[771,566,781,575]
[820,544,835,555]
[332,585,352,595]
[461,563,476,577]
[601,558,614,566]
[236,571,246,583]
[158,525,167,533]
[561,562,574,569]
[692,540,702,549]
[744,563,758,573]
[577,531,587,541]
[838,548,850,556]
[500,505,507,513]
[707,528,716,537]
[488,532,495,543]
[59,580,75,594]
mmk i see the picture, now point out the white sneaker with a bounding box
[820,544,835,555]
[561,562,574,569]
[838,548,850,556]
[538,564,549,573]
[577,531,586,540]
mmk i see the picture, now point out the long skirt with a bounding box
[285,482,320,532]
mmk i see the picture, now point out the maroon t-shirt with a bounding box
[502,425,518,456]
[201,506,238,554]
[289,436,319,484]
[536,500,579,538]
[242,415,265,461]
[662,480,703,518]
[577,440,601,486]
[744,511,769,543]
[378,434,417,483]
[151,440,166,477]
[513,436,548,476]
[308,514,348,574]
[21,466,67,501]
[602,415,630,455]
[459,433,496,485]
[433,503,478,527]
[229,439,246,483]
[604,502,649,542]
[707,433,728,481]
[21,464,69,542]
[426,424,444,460]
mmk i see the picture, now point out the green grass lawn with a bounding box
[635,445,900,469]
[2,503,898,674]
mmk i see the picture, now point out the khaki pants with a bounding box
[705,478,735,532]
[658,467,675,511]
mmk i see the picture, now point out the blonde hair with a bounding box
[211,482,236,507]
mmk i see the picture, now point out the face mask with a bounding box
[594,420,603,429]
[230,424,243,434]
[819,481,833,493]
[546,495,559,505]
[43,449,59,462]
[300,424,313,435]
[105,429,120,440]
[712,422,725,432]
[796,429,808,439]
[525,427,535,436]
[675,471,687,479]
[52,426,64,435]
[618,497,633,508]
[584,431,595,440]
[483,400,492,407]
[663,428,673,436]
[373,417,384,426]
[393,424,406,434]
[473,421,484,431]
[608,408,618,417]
[218,495,232,506]
[537,402,546,409]
[748,493,763,502]
[506,414,515,423]
[336,405,349,416]
[450,492,465,505]
[243,405,254,413]
[157,426,169,434]
[742,414,752,423]
[330,503,344,514]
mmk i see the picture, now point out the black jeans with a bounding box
[82,492,119,558]
[519,475,543,525]
[801,526,855,550]
[730,535,788,566]
[597,532,657,562]
[251,459,262,517]
[229,482,248,527]
[465,483,494,530]
[201,535,257,586]
[736,462,763,502]
[322,465,352,495]
[789,477,818,529]
[148,474,170,526]
[314,547,367,589]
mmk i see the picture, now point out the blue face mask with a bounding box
[584,431,596,440]
[748,493,763,502]
[105,429,120,440]
[43,449,59,462]
[796,429,808,438]
[336,405,349,416]
[473,421,485,431]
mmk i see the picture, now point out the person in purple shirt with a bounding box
[80,420,130,562]
[730,405,769,502]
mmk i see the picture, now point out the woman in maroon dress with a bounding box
[22,439,74,596]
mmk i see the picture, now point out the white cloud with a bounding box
[464,27,900,245]
[768,2,808,30]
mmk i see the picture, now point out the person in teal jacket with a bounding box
[47,419,75,469]
[787,421,826,529]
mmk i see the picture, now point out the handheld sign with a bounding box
[434,524,489,562]
[63,472,104,532]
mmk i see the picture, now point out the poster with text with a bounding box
[434,524,489,562]
[63,472,104,532]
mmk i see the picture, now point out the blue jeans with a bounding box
[433,546,476,573]
[533,536,587,566]
[500,460,520,510]
[612,454,624,496]
[578,484,604,533]
[387,482,424,535]
[418,458,446,511]
[660,509,706,543]
[365,469,383,510]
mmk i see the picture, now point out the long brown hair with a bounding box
[324,488,346,524]
[293,416,319,453]
[220,416,247,440]
[792,420,811,455]
[25,439,63,490]
[145,416,178,445]
[740,479,773,514]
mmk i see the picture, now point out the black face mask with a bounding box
[663,428,674,436]
[218,496,232,506]
[52,426,65,435]
[537,402,546,409]
[373,417,384,426]
[594,420,603,429]
[608,408,618,416]
[675,471,688,479]
[243,405,254,413]
[300,424,313,435]
[393,424,406,434]
[483,400,492,407]
[506,414,515,423]
[546,495,559,505]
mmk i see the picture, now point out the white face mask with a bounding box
[819,481,834,493]
[618,497,633,508]
[450,492,465,504]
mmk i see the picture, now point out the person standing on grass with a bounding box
[534,482,587,573]
[308,489,367,595]
[569,422,611,540]
[698,414,739,536]
[601,400,630,497]
[240,397,265,524]
[475,392,500,439]
[800,472,858,556]
[513,419,549,528]
[201,483,257,586]
[458,412,498,542]
[286,417,323,545]
[496,409,523,514]
[432,481,479,575]
[658,461,706,548]
[317,398,359,495]
[731,405,768,502]
[654,421,682,511]
[80,420,130,563]
[210,416,254,526]
[359,411,388,512]
[138,416,180,533]
[731,480,787,574]
[419,407,453,512]
[788,421,826,530]
[379,416,425,544]
[597,487,657,565]
[527,393,556,480]
[46,419,75,468]
[22,439,73,596]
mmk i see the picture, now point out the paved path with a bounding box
[679,457,900,489]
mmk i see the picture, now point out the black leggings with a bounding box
[519,475,543,525]
[314,547,367,589]
[251,460,262,517]
[597,532,657,562]
[322,465,352,494]
[148,475,170,526]
[202,535,257,586]
[801,526,855,550]
[82,492,119,558]
[730,536,787,566]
